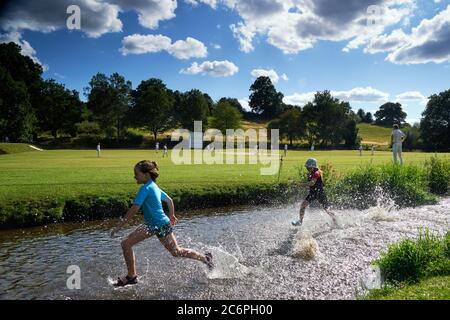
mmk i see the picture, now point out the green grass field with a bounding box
[0,148,448,202]
[0,143,39,155]
[357,123,392,146]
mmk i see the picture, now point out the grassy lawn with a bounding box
[0,148,448,202]
[357,123,392,146]
[0,143,39,155]
[366,276,450,300]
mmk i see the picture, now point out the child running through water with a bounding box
[292,158,337,227]
[110,160,214,287]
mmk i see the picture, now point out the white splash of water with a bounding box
[292,229,319,260]
[205,246,251,279]
[366,186,399,222]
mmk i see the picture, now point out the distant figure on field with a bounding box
[97,143,101,158]
[359,145,363,156]
[163,144,168,158]
[392,124,406,165]
[155,142,159,153]
[311,143,315,152]
[4,136,9,143]
[371,145,375,156]
[284,144,288,157]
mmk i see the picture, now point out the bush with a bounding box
[375,229,450,284]
[124,128,144,146]
[425,156,450,195]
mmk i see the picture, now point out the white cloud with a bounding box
[284,87,390,106]
[251,68,288,83]
[185,0,218,9]
[332,87,390,103]
[238,98,251,111]
[0,31,47,70]
[395,91,427,104]
[167,37,208,59]
[212,43,221,49]
[120,34,172,55]
[281,73,289,81]
[180,60,239,77]
[365,29,409,54]
[386,4,450,64]
[0,0,177,37]
[283,92,316,106]
[221,0,415,54]
[120,34,207,59]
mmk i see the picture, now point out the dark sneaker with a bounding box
[205,252,214,271]
[114,275,138,287]
[291,219,302,227]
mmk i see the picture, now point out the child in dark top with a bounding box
[292,158,337,227]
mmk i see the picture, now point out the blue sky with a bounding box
[1,0,450,124]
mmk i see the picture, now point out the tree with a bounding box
[130,78,174,142]
[420,89,450,150]
[209,101,242,134]
[364,112,373,123]
[174,89,209,131]
[35,79,83,138]
[249,76,284,119]
[268,108,303,146]
[85,73,132,141]
[374,102,407,126]
[0,67,36,142]
[343,119,360,148]
[217,97,245,113]
[356,109,365,123]
[301,91,352,146]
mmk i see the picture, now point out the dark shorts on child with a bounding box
[144,223,173,238]
[305,189,329,209]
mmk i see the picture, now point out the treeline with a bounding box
[1,42,449,150]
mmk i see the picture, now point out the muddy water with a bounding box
[0,198,448,300]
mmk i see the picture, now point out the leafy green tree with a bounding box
[209,101,242,134]
[85,73,132,141]
[269,108,303,146]
[343,119,360,148]
[217,97,245,113]
[249,76,284,119]
[130,78,174,142]
[301,91,352,146]
[36,79,83,138]
[420,89,450,150]
[375,102,407,126]
[174,89,209,131]
[364,112,374,123]
[0,67,36,142]
[356,109,365,123]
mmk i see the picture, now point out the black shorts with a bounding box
[305,190,329,209]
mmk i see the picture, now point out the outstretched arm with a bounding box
[163,196,178,226]
[110,204,140,237]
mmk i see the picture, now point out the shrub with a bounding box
[425,156,450,195]
[375,229,450,284]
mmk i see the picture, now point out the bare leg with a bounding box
[299,200,309,224]
[120,225,154,279]
[159,233,207,263]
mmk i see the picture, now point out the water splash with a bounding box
[292,229,319,260]
[205,246,251,279]
[366,186,399,222]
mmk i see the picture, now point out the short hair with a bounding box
[135,160,159,181]
[393,124,399,129]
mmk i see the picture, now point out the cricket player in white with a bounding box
[392,124,406,165]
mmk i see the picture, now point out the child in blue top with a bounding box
[110,160,214,287]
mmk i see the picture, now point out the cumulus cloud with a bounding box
[283,87,390,106]
[167,37,208,59]
[201,0,415,55]
[180,60,239,77]
[0,0,177,37]
[185,0,219,9]
[386,4,450,64]
[0,31,48,70]
[250,69,288,83]
[332,87,390,103]
[120,34,207,59]
[395,91,427,104]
